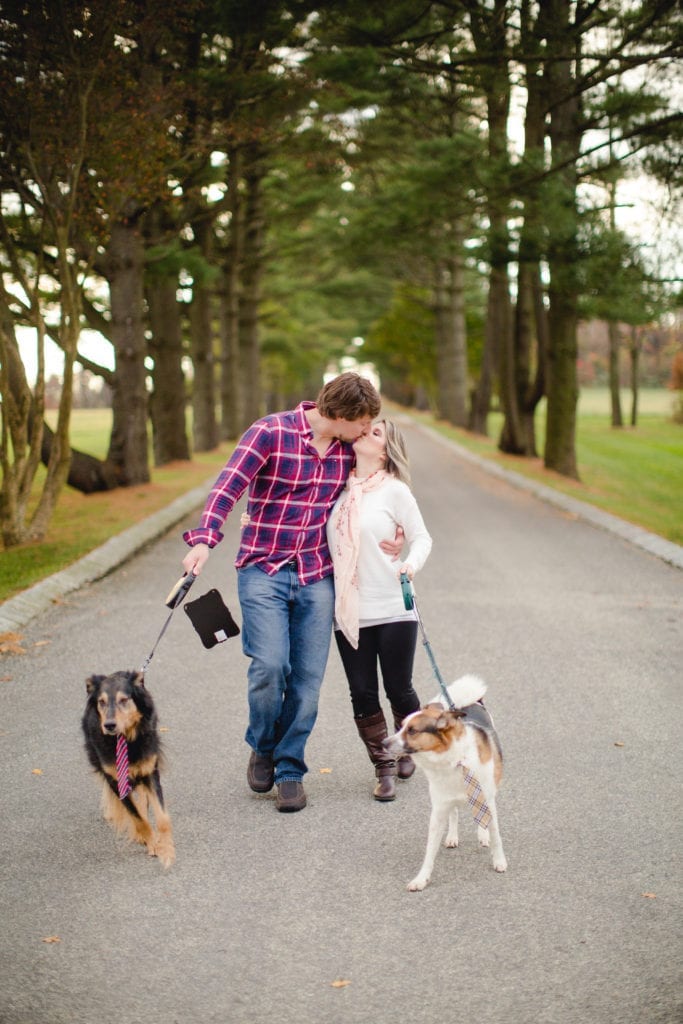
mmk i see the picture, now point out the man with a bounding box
[182,372,382,813]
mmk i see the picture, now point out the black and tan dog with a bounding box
[82,670,175,867]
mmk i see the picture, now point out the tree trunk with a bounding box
[0,297,43,546]
[524,268,549,454]
[434,244,468,427]
[467,0,511,438]
[541,0,581,480]
[104,217,150,485]
[144,201,191,464]
[468,301,496,433]
[25,231,81,540]
[504,258,540,456]
[147,275,191,464]
[501,1,546,457]
[629,324,640,426]
[545,293,579,478]
[492,259,517,451]
[608,320,623,427]
[488,107,515,449]
[219,145,245,440]
[239,149,266,425]
[189,217,219,452]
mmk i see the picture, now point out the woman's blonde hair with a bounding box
[382,419,411,486]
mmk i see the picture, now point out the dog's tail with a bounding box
[437,674,487,709]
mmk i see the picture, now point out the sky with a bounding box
[18,326,115,385]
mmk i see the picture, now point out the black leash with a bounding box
[139,574,196,673]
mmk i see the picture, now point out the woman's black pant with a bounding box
[334,619,420,719]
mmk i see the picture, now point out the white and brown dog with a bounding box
[384,674,506,891]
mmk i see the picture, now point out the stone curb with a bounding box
[2,429,681,635]
[0,480,214,635]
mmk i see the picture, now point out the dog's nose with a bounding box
[103,721,117,734]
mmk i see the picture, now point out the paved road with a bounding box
[1,417,681,1024]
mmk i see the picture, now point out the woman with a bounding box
[327,419,432,802]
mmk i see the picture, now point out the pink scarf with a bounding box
[330,469,387,648]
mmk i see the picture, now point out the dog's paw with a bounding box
[478,825,490,848]
[158,847,176,869]
[148,836,176,868]
[407,876,429,892]
[444,836,459,849]
[493,856,507,873]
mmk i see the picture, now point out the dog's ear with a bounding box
[435,709,466,729]
[131,671,145,690]
[86,675,104,694]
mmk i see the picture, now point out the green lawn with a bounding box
[50,407,114,458]
[1,390,681,605]
[0,417,234,603]
[413,387,683,546]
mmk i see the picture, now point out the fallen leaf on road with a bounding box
[614,741,625,747]
[42,936,61,944]
[0,632,26,655]
[32,768,44,776]
[331,979,351,988]
[34,640,50,647]
[641,893,657,899]
[319,767,332,774]
[159,726,170,733]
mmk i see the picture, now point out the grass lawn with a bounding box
[408,387,683,547]
[1,389,681,604]
[0,410,234,602]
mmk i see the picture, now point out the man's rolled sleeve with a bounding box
[182,526,223,548]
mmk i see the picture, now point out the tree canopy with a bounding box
[1,0,681,544]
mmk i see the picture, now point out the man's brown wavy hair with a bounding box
[316,371,381,421]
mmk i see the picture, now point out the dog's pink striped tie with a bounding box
[457,762,492,829]
[116,735,132,799]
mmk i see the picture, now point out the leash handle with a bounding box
[399,571,414,610]
[165,573,196,609]
[140,574,197,673]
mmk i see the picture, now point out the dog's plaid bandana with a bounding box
[116,735,132,799]
[457,762,491,829]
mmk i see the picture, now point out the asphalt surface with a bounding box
[1,417,681,1024]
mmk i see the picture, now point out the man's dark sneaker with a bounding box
[247,751,275,793]
[275,781,307,812]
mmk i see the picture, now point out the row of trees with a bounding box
[577,319,680,387]
[0,0,681,547]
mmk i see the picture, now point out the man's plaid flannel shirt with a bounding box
[183,402,354,584]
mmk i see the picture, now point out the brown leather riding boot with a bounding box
[392,707,416,780]
[354,711,397,802]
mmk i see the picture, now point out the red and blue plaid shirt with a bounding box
[183,402,354,584]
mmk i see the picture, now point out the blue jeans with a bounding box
[237,563,335,783]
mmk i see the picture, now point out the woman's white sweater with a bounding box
[327,476,432,626]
